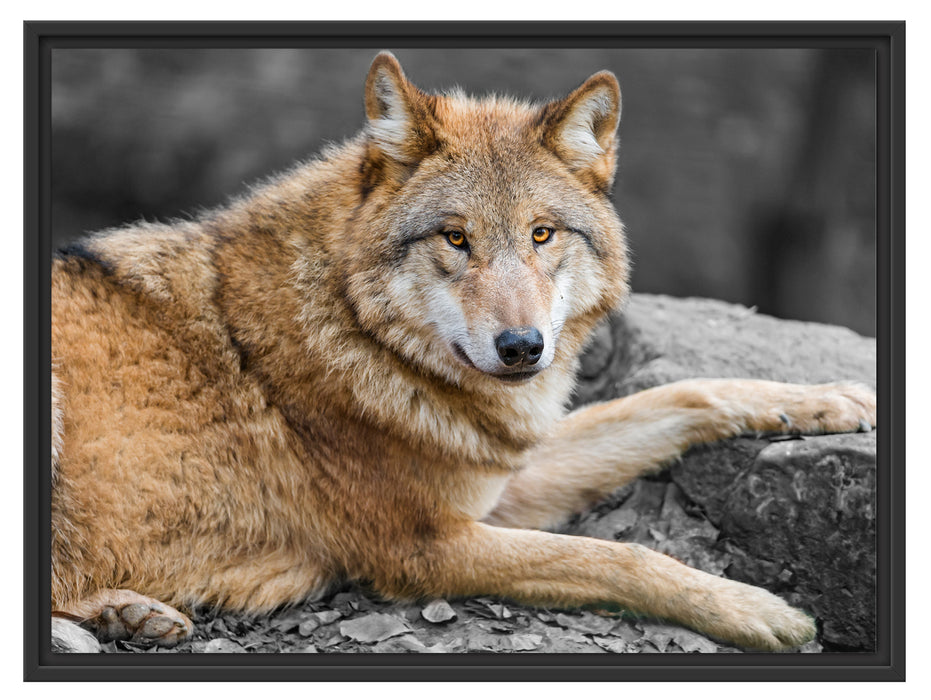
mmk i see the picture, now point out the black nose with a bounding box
[495,327,544,366]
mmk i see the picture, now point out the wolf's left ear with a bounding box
[541,71,622,192]
[364,52,438,165]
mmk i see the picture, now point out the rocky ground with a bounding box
[53,294,877,655]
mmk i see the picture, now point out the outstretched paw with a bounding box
[757,382,876,436]
[696,576,817,652]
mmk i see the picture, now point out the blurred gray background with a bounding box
[51,48,876,336]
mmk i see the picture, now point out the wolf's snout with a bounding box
[495,327,544,367]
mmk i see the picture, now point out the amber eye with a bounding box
[532,227,554,245]
[446,231,467,248]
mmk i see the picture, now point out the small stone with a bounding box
[487,603,512,619]
[507,633,543,651]
[312,610,342,625]
[298,618,321,636]
[670,628,718,653]
[371,634,450,653]
[203,638,246,653]
[339,612,410,643]
[421,599,457,623]
[592,636,629,653]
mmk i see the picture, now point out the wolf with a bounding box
[50,52,875,652]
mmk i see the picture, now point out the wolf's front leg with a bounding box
[389,522,815,651]
[486,379,875,530]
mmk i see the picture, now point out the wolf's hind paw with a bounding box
[89,601,191,647]
[58,590,194,647]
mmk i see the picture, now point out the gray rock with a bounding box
[572,294,875,408]
[51,618,101,653]
[671,434,876,650]
[573,293,877,650]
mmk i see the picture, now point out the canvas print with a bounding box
[49,47,877,656]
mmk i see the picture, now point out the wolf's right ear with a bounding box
[364,52,438,165]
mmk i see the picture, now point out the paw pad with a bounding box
[83,601,192,647]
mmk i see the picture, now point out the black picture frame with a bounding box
[24,20,905,682]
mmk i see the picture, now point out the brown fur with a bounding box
[51,53,875,651]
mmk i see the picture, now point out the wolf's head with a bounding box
[343,52,630,388]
